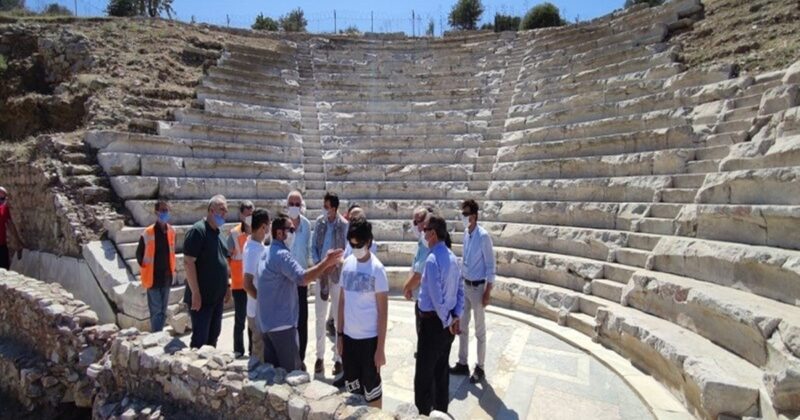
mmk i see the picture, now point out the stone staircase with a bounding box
[81,0,800,417]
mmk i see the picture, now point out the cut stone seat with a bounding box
[317,109,493,126]
[222,51,298,70]
[217,56,297,78]
[323,163,477,182]
[323,97,497,113]
[321,147,486,164]
[310,59,508,77]
[318,119,491,136]
[125,199,313,226]
[696,167,800,205]
[487,174,675,202]
[497,126,700,161]
[158,122,302,148]
[514,72,667,105]
[312,86,493,102]
[491,148,696,180]
[521,20,666,58]
[98,152,304,179]
[597,305,761,419]
[315,76,491,91]
[323,180,474,200]
[502,108,692,145]
[201,99,301,123]
[196,86,298,109]
[86,131,303,164]
[201,75,300,97]
[207,66,299,87]
[650,235,800,306]
[518,48,677,88]
[526,42,670,78]
[675,203,800,250]
[224,42,297,59]
[110,176,302,200]
[173,108,301,133]
[320,133,492,151]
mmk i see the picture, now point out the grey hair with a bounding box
[286,190,306,213]
[208,194,227,211]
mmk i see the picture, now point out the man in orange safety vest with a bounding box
[136,200,176,332]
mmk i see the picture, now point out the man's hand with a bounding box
[482,290,491,307]
[449,317,461,335]
[191,292,202,311]
[374,348,386,372]
[336,335,344,358]
[224,287,232,304]
[402,283,413,300]
[323,249,344,266]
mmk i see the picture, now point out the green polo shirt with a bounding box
[182,219,230,306]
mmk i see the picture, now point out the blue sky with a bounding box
[33,0,622,35]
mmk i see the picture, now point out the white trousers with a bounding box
[315,281,342,362]
[457,282,487,368]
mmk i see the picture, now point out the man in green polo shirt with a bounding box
[184,194,233,349]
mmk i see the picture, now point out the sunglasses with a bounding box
[461,212,473,217]
[349,240,367,249]
[283,226,296,234]
[287,202,302,207]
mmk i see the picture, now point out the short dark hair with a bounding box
[324,192,340,210]
[154,199,169,212]
[347,203,361,214]
[461,199,479,215]
[240,200,254,213]
[347,218,373,245]
[271,212,292,238]
[251,209,270,232]
[427,216,448,242]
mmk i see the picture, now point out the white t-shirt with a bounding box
[339,253,389,339]
[243,238,267,318]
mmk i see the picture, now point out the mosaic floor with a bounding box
[182,298,653,419]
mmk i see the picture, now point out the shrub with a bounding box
[520,2,565,30]
[279,8,307,32]
[252,13,278,31]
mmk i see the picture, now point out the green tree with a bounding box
[520,2,565,30]
[493,13,520,32]
[279,8,307,32]
[448,0,484,31]
[426,18,435,36]
[106,0,173,18]
[0,0,24,11]
[252,12,278,31]
[624,0,665,7]
[42,3,73,15]
[340,25,360,35]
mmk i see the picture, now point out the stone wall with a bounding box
[0,269,117,412]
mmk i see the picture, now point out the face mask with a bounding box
[213,213,225,227]
[352,245,368,259]
[158,211,170,223]
[287,206,301,219]
[244,215,252,226]
[461,215,470,227]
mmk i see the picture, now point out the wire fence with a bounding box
[23,0,587,36]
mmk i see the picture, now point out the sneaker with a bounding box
[332,361,343,376]
[326,318,336,337]
[469,365,485,383]
[314,359,324,374]
[449,363,470,376]
[332,375,345,388]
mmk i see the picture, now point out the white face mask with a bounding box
[287,206,301,219]
[352,245,368,259]
[461,215,470,228]
[244,215,252,226]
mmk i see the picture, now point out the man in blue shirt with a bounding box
[402,206,433,300]
[286,191,312,366]
[450,199,496,383]
[414,215,464,416]
[256,214,343,371]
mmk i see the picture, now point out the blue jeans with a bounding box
[147,285,171,332]
[189,295,225,349]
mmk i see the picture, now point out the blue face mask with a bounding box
[213,213,226,227]
[158,211,170,223]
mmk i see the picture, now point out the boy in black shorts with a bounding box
[337,219,388,408]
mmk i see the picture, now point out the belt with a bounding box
[464,279,485,287]
[415,303,437,319]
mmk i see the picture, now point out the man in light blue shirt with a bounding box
[403,206,433,300]
[414,215,464,416]
[286,191,312,367]
[256,214,343,371]
[450,199,496,384]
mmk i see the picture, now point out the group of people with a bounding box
[135,191,496,415]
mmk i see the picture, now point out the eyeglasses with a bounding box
[461,212,473,217]
[349,240,367,249]
[288,202,302,207]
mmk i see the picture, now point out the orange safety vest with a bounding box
[228,224,248,290]
[140,223,176,289]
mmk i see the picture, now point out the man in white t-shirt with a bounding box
[242,209,270,363]
[336,219,388,408]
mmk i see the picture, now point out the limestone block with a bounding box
[760,85,800,116]
[664,64,734,90]
[651,236,800,306]
[110,176,159,200]
[679,204,800,250]
[782,60,800,85]
[696,167,800,205]
[141,156,186,177]
[98,152,141,176]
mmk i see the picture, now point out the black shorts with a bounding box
[342,335,382,402]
